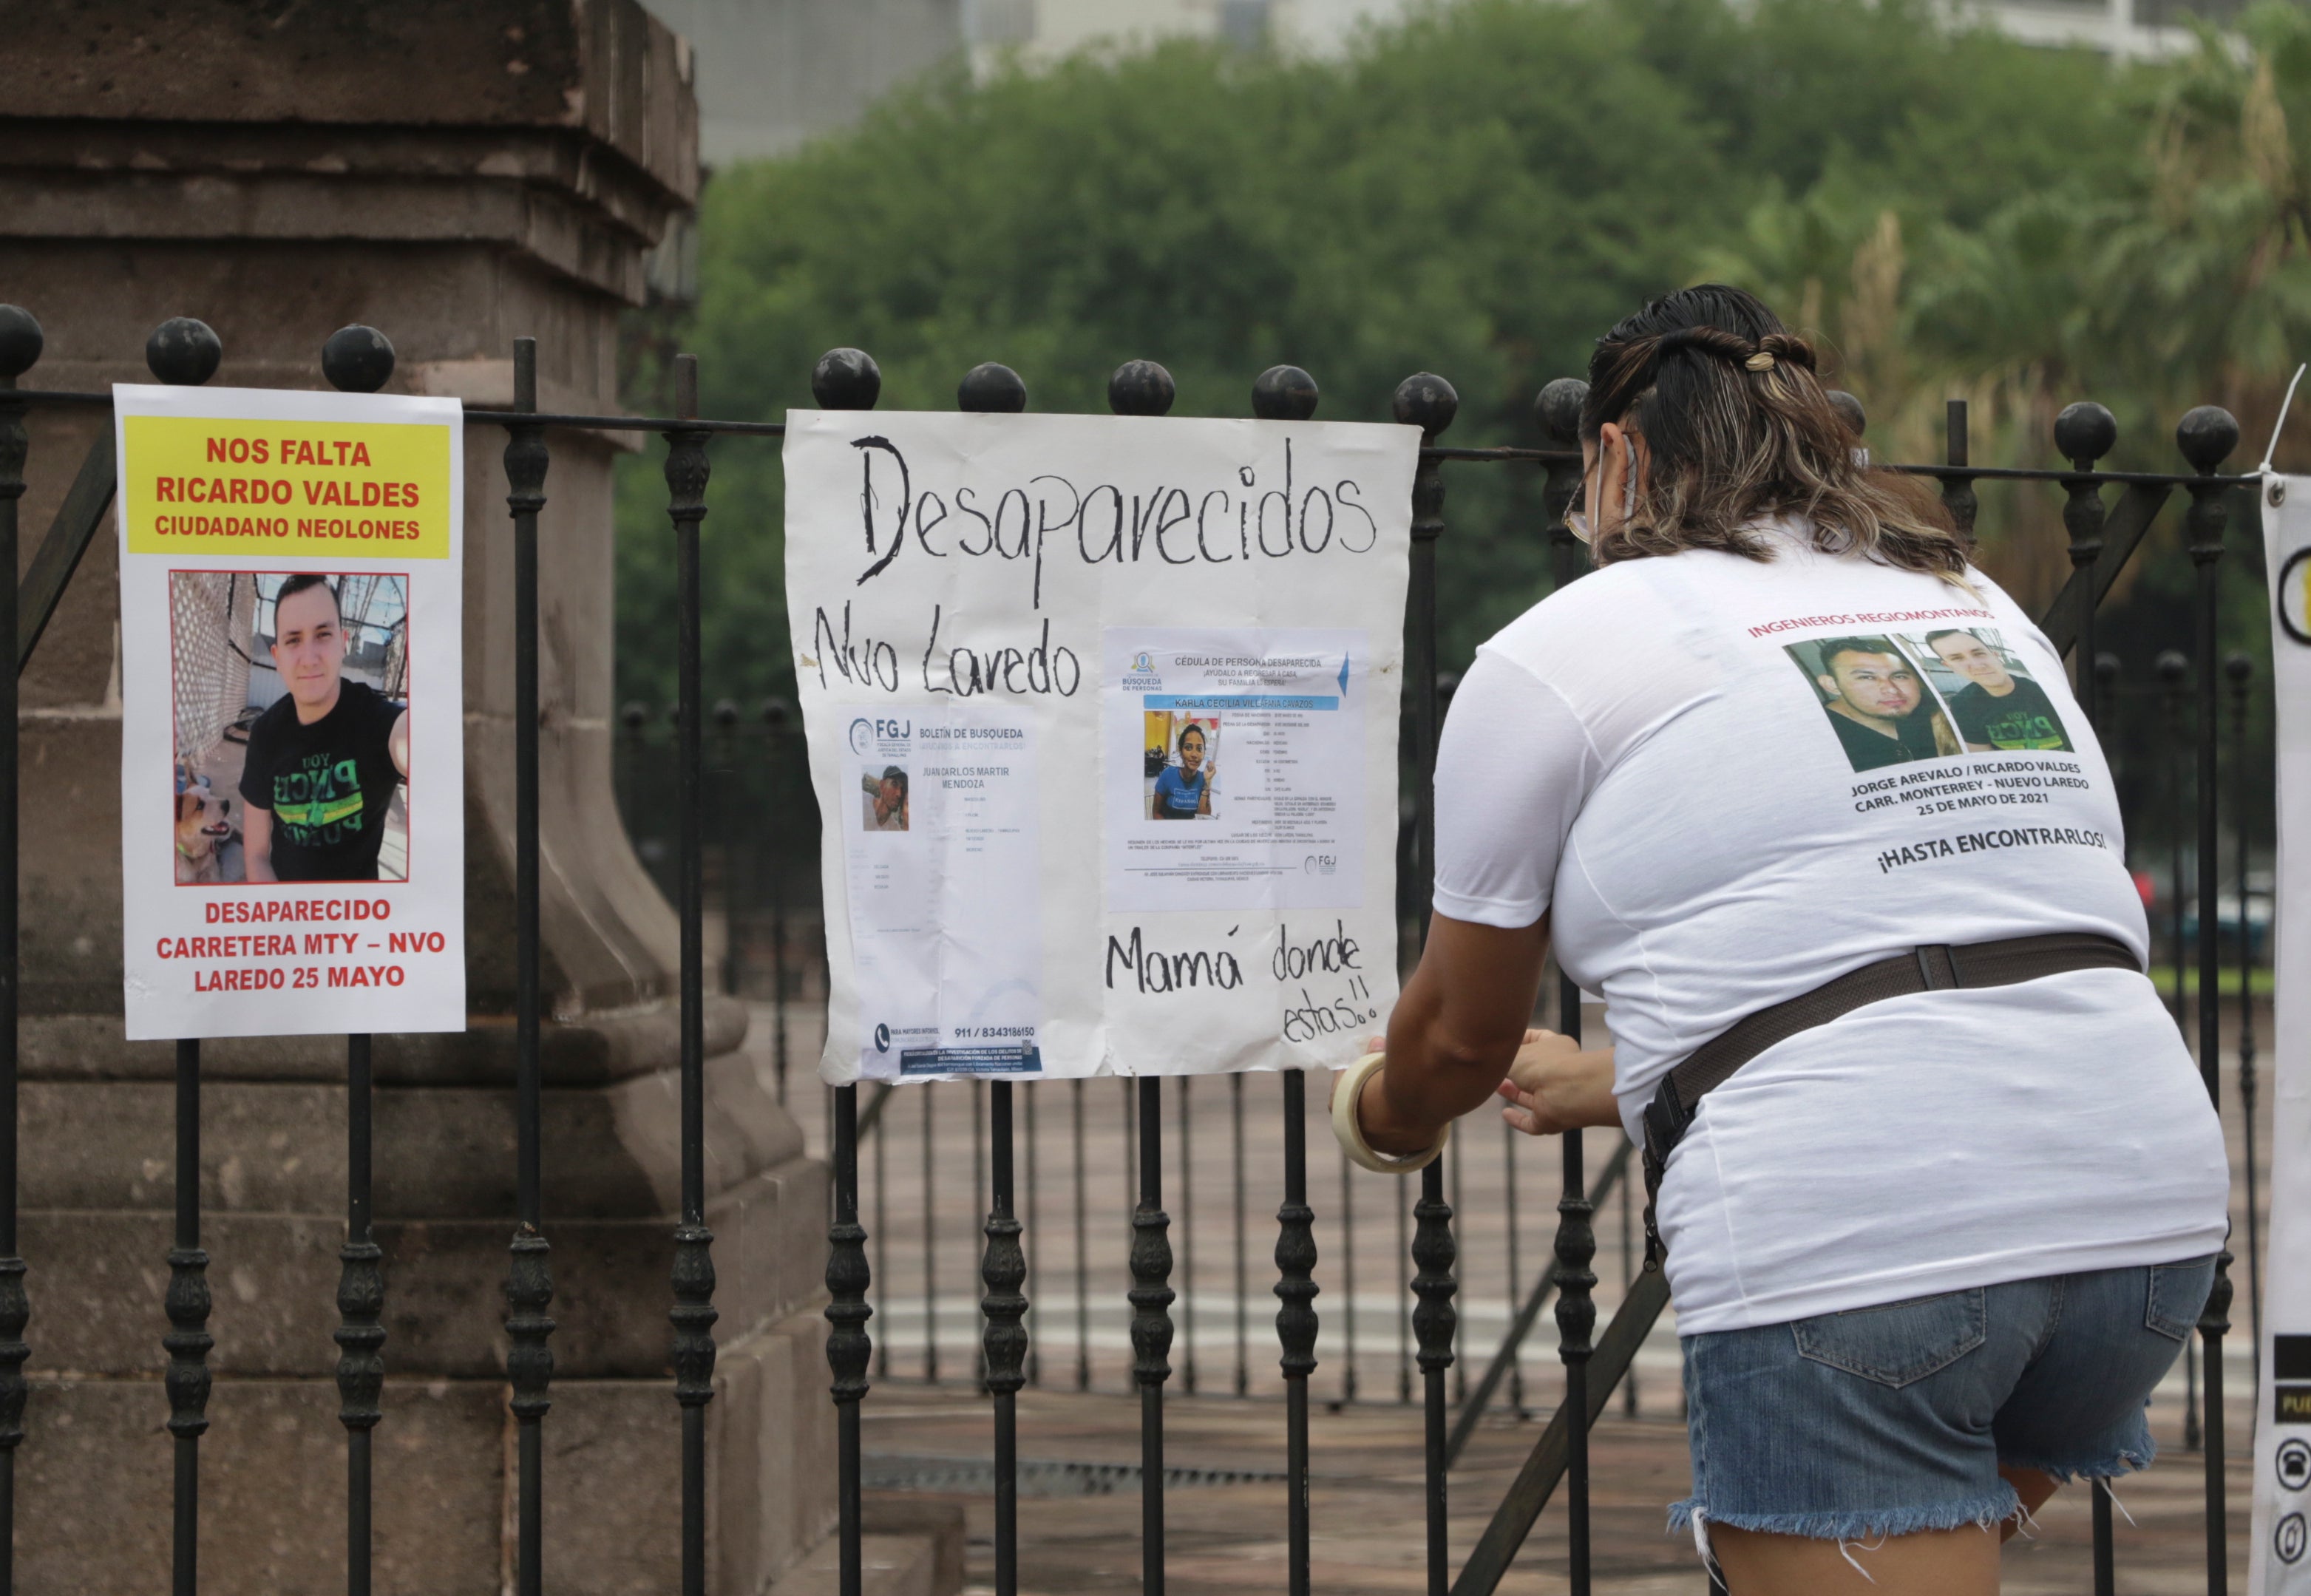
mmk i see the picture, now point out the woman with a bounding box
[1334,285,2227,1594]
[1153,722,1215,818]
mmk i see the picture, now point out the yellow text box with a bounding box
[123,415,452,560]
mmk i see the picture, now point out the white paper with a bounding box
[115,384,467,1040]
[844,705,1044,1079]
[784,411,1414,1081]
[1104,628,1368,912]
[2257,476,2311,1592]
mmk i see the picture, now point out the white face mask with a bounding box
[1565,435,1637,545]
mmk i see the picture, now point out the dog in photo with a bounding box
[174,769,234,884]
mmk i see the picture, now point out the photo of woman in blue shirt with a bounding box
[1151,721,1215,819]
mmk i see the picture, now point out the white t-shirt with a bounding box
[1432,521,2229,1334]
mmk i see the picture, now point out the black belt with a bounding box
[1638,931,2140,1264]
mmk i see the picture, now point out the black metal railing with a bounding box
[0,300,2270,1596]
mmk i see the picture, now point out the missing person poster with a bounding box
[2258,476,2311,1592]
[787,412,1415,1082]
[115,384,466,1040]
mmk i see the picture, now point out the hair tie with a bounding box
[1744,351,1776,372]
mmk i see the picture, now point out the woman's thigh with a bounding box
[1711,1518,2001,1595]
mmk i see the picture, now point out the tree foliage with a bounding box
[617,0,2311,729]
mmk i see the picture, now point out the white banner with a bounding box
[784,410,1416,1081]
[2257,475,2311,1590]
[115,384,466,1039]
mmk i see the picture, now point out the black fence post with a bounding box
[812,344,880,1596]
[1535,376,1597,1594]
[2063,411,2125,1589]
[1395,368,1458,1596]
[1026,1081,1042,1390]
[1338,1132,1357,1405]
[500,335,556,1596]
[983,1083,1028,1596]
[761,699,795,1101]
[2162,651,2193,1035]
[1275,1068,1318,1596]
[826,1086,871,1596]
[2180,404,2240,1596]
[663,353,720,1596]
[1250,363,1326,1596]
[2057,404,2117,721]
[1230,1072,1246,1400]
[166,1039,211,1596]
[1110,356,1178,1594]
[2229,651,2263,1385]
[135,312,225,1596]
[958,355,1031,1592]
[1073,1079,1090,1392]
[321,324,396,1596]
[334,1034,383,1596]
[1943,398,1978,540]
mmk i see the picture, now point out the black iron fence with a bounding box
[0,299,2271,1596]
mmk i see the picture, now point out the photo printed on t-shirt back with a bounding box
[1896,625,2074,755]
[1784,633,1961,774]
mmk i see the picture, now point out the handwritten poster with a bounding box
[786,412,1416,1081]
[115,384,467,1040]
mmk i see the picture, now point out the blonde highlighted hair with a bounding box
[1581,285,1968,580]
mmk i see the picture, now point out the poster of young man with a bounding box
[786,412,1415,1083]
[116,384,466,1040]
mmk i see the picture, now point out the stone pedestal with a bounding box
[1,7,836,1592]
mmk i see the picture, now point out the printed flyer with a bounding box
[785,412,1414,1081]
[115,384,466,1040]
[2256,475,2311,1593]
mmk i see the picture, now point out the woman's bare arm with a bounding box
[1357,911,1550,1155]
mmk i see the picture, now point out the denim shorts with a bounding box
[1672,1257,2215,1545]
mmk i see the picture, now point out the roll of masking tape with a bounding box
[1331,1049,1448,1175]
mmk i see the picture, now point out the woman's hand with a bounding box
[1495,1028,1619,1136]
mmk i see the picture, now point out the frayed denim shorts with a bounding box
[1671,1257,2215,1547]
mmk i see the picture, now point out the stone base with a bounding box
[24,1149,827,1381]
[20,1307,838,1596]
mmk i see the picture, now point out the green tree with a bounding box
[617,0,2243,715]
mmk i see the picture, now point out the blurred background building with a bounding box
[645,0,2253,168]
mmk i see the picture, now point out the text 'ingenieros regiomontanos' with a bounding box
[121,414,453,560]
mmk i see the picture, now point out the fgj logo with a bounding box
[849,717,874,755]
[874,1022,891,1054]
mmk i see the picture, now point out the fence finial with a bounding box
[1391,373,1457,440]
[2177,406,2240,476]
[1252,365,1318,421]
[322,325,396,394]
[960,362,1028,412]
[2056,401,2117,470]
[146,318,222,387]
[1535,378,1586,447]
[0,307,41,381]
[812,348,881,411]
[1109,360,1175,417]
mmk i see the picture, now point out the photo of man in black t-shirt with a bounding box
[1799,636,1955,772]
[1922,628,2074,753]
[238,575,410,882]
